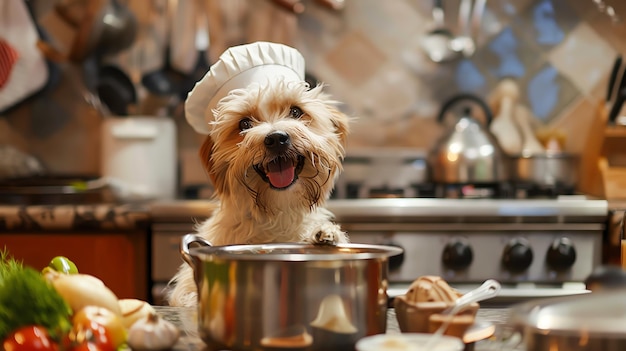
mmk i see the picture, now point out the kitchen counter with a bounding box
[1,202,152,300]
[156,306,522,351]
[0,196,613,232]
[0,202,151,231]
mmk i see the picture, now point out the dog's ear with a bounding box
[199,135,225,195]
[330,108,350,148]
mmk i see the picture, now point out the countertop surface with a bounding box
[156,306,522,351]
[0,196,616,234]
[0,202,151,231]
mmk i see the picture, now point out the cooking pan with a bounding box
[96,64,137,116]
[180,234,403,351]
[0,175,107,205]
[508,288,626,350]
[511,152,579,188]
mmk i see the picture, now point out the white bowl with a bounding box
[355,333,464,351]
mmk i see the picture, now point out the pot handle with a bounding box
[180,233,213,270]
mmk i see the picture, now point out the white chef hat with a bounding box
[185,41,306,134]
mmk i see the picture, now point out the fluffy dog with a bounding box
[167,43,350,307]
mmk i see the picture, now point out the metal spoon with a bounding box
[449,0,487,58]
[421,0,457,63]
[422,279,502,349]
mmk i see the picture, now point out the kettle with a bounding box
[429,93,509,184]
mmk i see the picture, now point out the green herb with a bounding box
[0,249,72,342]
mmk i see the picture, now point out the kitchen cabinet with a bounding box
[2,230,149,301]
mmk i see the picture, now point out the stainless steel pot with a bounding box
[508,288,626,351]
[512,152,579,188]
[180,234,403,351]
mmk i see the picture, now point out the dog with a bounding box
[166,43,351,307]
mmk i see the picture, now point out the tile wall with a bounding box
[1,0,625,193]
[294,0,624,154]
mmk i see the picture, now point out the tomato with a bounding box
[69,306,126,351]
[2,326,58,351]
[68,322,115,351]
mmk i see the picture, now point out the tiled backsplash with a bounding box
[1,0,624,190]
[297,0,623,152]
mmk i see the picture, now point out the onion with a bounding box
[50,273,121,315]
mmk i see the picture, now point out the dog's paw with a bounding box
[311,222,346,245]
[315,230,337,245]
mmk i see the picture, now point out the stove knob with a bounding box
[442,237,473,270]
[546,237,576,271]
[502,238,533,273]
[382,240,405,271]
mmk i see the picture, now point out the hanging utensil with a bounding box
[608,60,626,124]
[169,0,197,75]
[177,8,211,100]
[421,0,457,63]
[606,54,623,105]
[449,0,486,58]
[96,64,137,116]
[126,0,175,96]
[467,0,487,55]
[449,0,472,56]
[95,0,138,57]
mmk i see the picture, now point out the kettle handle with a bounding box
[437,93,494,126]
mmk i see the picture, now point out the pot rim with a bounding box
[188,242,403,262]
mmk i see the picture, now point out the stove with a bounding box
[327,197,607,304]
[329,150,607,304]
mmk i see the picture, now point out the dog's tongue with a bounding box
[267,159,295,188]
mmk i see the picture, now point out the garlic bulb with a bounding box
[127,312,180,350]
[119,299,156,329]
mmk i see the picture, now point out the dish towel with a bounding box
[0,39,19,89]
[0,0,49,112]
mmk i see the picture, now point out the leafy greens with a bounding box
[0,249,72,341]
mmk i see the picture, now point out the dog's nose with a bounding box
[264,131,290,152]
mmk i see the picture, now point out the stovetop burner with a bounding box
[435,182,513,199]
[333,181,575,200]
[513,181,576,199]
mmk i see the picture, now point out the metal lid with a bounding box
[509,288,626,337]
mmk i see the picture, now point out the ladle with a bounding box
[421,0,457,63]
[449,0,487,58]
[422,279,502,349]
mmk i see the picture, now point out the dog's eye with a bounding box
[289,106,304,119]
[239,118,253,131]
